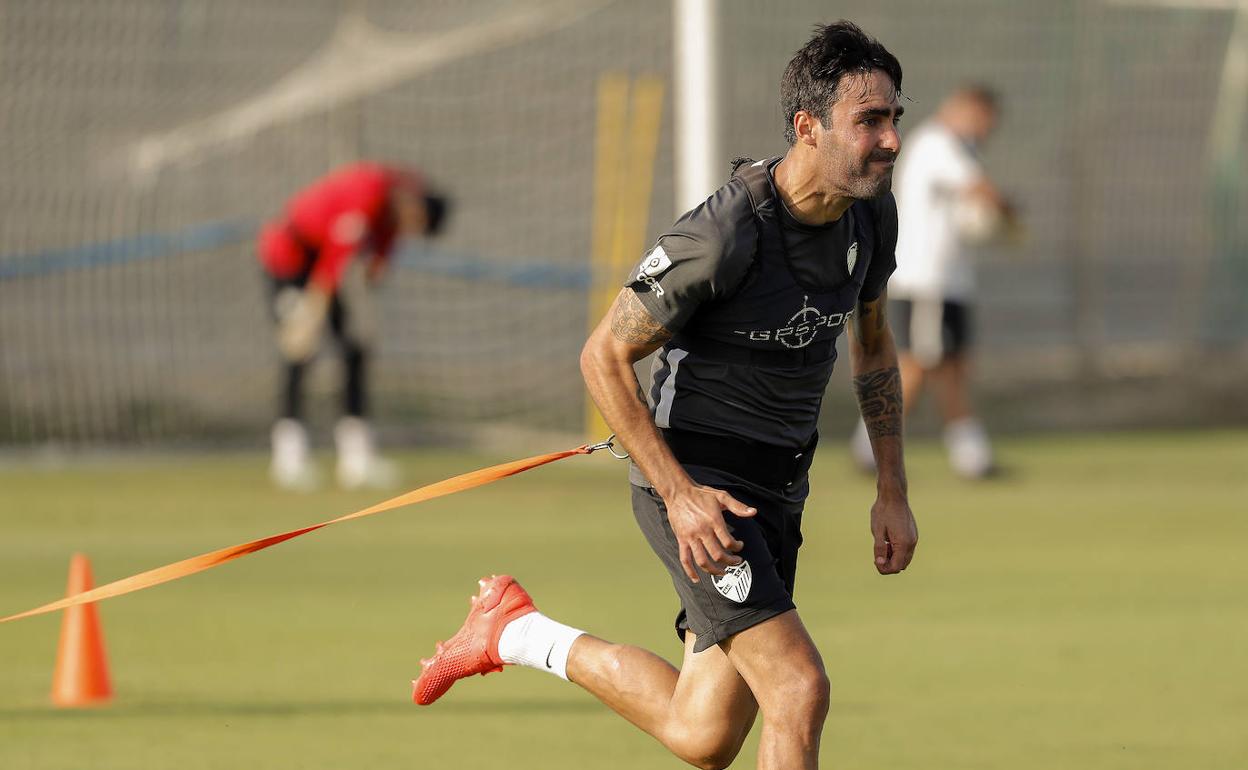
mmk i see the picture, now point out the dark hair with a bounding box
[955,83,1000,112]
[423,193,449,236]
[779,21,903,144]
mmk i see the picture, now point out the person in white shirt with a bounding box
[852,85,1017,479]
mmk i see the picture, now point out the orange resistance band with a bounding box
[1,444,597,625]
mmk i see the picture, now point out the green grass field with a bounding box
[1,429,1245,769]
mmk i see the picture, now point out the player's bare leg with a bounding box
[414,579,758,767]
[930,354,973,423]
[897,350,927,418]
[567,631,758,769]
[564,611,829,770]
[931,354,995,477]
[720,611,829,770]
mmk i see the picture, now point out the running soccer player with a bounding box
[414,22,917,770]
[850,85,1017,479]
[258,162,448,490]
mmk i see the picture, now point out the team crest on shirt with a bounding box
[846,241,859,274]
[712,561,753,603]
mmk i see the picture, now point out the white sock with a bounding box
[334,417,374,473]
[496,612,585,681]
[272,418,310,470]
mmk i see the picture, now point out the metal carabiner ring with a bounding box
[587,433,629,460]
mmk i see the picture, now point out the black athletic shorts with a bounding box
[890,298,973,360]
[631,478,804,653]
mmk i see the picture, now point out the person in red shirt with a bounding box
[258,162,448,490]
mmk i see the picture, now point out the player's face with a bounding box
[818,69,903,200]
[392,187,429,235]
[970,102,998,145]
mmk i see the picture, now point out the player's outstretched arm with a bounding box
[580,289,756,583]
[849,290,918,575]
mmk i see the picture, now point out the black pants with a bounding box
[268,273,368,421]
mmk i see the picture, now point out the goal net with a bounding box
[0,0,672,445]
[2,0,1245,447]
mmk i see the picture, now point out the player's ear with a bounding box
[792,111,819,148]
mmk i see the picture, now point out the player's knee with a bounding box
[668,728,743,770]
[806,669,832,720]
[763,664,830,727]
[690,751,738,770]
[793,668,831,724]
[663,715,750,770]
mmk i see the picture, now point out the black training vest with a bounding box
[669,157,882,370]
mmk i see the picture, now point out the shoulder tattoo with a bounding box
[610,290,673,346]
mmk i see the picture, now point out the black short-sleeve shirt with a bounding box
[625,158,897,473]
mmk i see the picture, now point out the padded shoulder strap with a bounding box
[866,194,892,260]
[850,198,880,258]
[714,156,779,302]
[729,156,777,218]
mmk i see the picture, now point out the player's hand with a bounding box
[870,495,917,575]
[664,484,757,583]
[277,287,331,362]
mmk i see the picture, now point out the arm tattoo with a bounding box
[853,366,903,439]
[852,297,888,346]
[610,290,673,346]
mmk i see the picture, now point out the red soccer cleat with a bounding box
[412,574,537,706]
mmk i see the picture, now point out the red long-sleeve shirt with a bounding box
[258,162,412,292]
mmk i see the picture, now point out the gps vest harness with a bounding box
[668,156,886,370]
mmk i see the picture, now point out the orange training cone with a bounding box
[51,553,113,707]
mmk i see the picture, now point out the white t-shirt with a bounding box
[890,120,985,301]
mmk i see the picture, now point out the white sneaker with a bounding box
[334,416,400,490]
[270,419,321,491]
[944,417,995,479]
[338,455,400,490]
